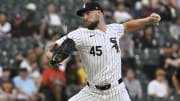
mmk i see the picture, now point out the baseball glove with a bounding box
[50,38,76,68]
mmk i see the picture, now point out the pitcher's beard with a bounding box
[84,20,99,30]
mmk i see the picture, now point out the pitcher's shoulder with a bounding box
[107,23,124,28]
[67,27,90,40]
[68,27,89,35]
[107,23,124,32]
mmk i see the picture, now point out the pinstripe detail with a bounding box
[56,24,131,101]
[68,83,131,101]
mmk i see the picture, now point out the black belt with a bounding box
[87,78,123,90]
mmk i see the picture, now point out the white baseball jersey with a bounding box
[56,23,124,85]
[56,23,131,101]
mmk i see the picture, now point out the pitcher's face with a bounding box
[82,10,100,29]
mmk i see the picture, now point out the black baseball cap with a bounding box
[76,2,103,17]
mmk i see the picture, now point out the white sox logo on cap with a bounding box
[76,2,103,16]
[83,4,86,8]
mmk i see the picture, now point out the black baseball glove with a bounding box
[50,38,76,68]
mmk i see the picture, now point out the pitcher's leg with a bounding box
[107,83,131,101]
[119,86,131,101]
[68,86,97,101]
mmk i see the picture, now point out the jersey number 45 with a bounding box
[89,46,102,56]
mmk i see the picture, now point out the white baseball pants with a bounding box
[68,82,131,101]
